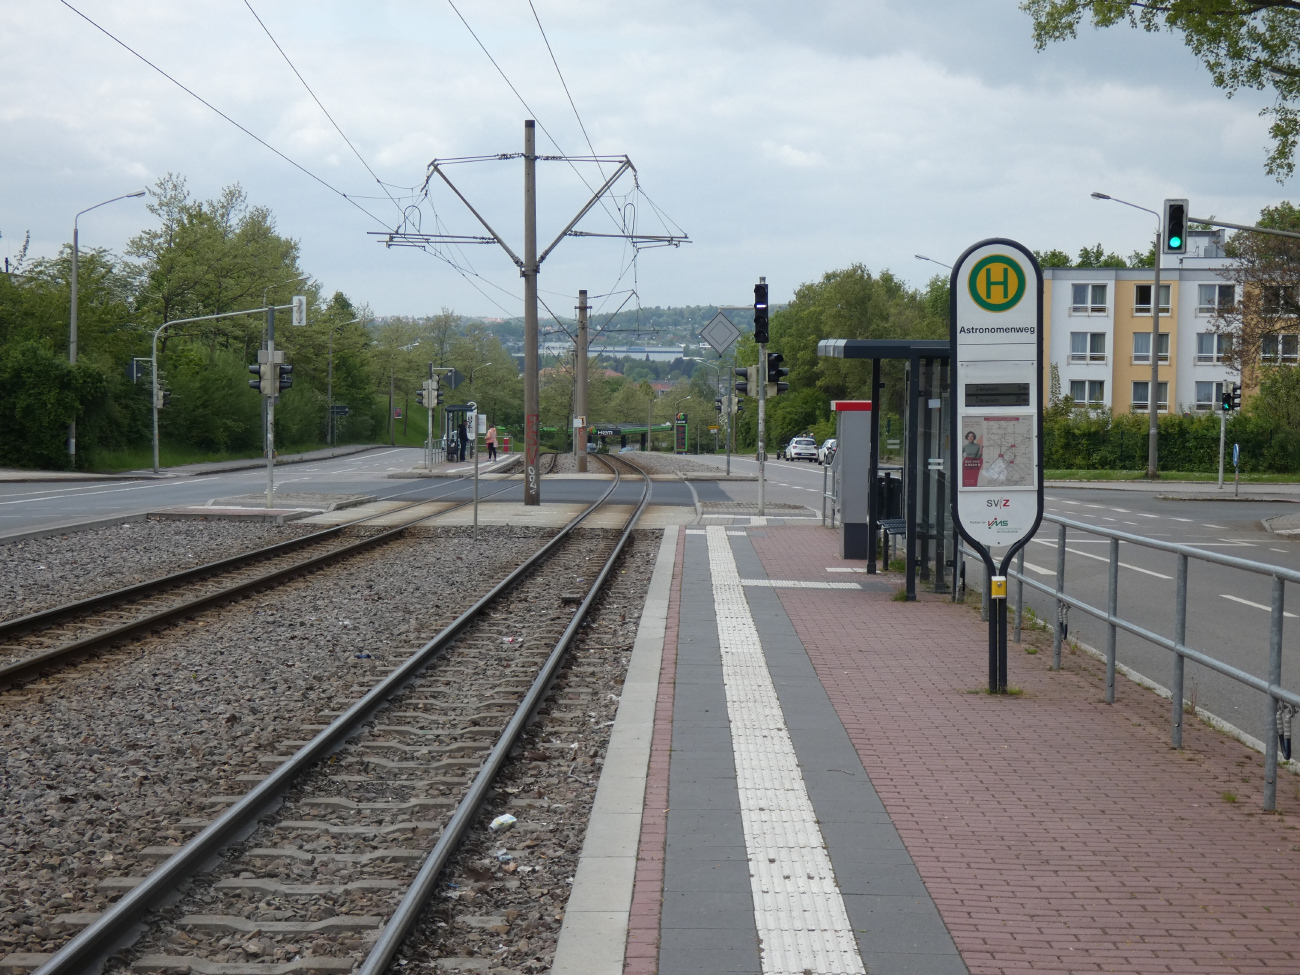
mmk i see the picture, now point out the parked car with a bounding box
[618,444,640,453]
[785,436,819,462]
[818,438,837,464]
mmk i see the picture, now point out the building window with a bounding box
[1197,283,1235,315]
[1131,381,1169,413]
[1263,286,1298,315]
[1132,331,1170,364]
[1071,283,1108,314]
[1261,333,1300,363]
[1069,380,1105,405]
[1133,284,1171,315]
[1195,381,1224,410]
[1070,331,1107,362]
[1196,332,1231,363]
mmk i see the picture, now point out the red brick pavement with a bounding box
[623,527,683,975]
[751,525,1300,975]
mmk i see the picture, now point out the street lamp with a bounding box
[328,317,361,446]
[1092,191,1163,479]
[69,190,146,468]
[914,253,952,270]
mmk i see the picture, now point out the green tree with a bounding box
[1074,243,1129,268]
[1022,0,1300,177]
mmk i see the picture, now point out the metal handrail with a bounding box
[1005,512,1296,810]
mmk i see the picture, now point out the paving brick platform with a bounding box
[625,523,1300,975]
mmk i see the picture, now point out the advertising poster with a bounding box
[960,415,1036,490]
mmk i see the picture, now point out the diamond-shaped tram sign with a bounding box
[700,312,741,355]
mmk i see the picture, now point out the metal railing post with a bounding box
[822,463,828,527]
[1172,553,1188,749]
[981,562,990,622]
[1265,575,1285,811]
[1014,547,1025,642]
[952,534,962,603]
[1053,523,1066,670]
[1106,537,1119,704]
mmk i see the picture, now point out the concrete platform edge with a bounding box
[551,526,678,975]
[0,510,153,544]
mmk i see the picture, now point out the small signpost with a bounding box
[949,239,1045,693]
[1234,442,1241,497]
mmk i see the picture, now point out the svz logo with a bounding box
[984,498,1011,508]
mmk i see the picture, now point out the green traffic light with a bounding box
[1168,235,1182,249]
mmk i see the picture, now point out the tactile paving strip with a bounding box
[705,525,865,975]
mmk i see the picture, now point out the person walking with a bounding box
[485,423,498,462]
[456,417,469,462]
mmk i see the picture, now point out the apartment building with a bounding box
[1043,230,1237,414]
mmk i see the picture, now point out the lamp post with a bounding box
[1093,192,1162,479]
[69,190,146,468]
[914,253,953,270]
[328,317,361,446]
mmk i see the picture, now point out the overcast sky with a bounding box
[2,0,1292,322]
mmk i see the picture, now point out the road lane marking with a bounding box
[1221,594,1298,618]
[1031,539,1173,578]
[1022,562,1055,576]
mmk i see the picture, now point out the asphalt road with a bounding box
[0,448,695,536]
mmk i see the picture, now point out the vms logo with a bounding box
[987,517,1010,528]
[984,498,1011,508]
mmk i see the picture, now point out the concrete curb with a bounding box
[550,526,678,975]
[0,511,154,544]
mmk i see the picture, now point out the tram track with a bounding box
[26,453,651,975]
[0,485,516,691]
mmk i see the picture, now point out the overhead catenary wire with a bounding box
[526,0,606,181]
[241,0,406,222]
[56,0,389,230]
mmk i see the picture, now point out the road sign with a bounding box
[701,312,741,355]
[950,238,1044,693]
[1233,443,1240,467]
[330,405,349,416]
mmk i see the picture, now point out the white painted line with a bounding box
[1203,524,1227,529]
[1171,517,1194,522]
[1221,594,1298,618]
[1272,548,1288,553]
[741,579,862,590]
[826,567,867,573]
[1023,561,1055,576]
[1111,507,1130,513]
[1031,539,1172,579]
[1138,513,1160,519]
[749,516,769,526]
[706,527,865,974]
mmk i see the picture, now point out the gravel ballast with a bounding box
[0,520,320,620]
[0,525,557,961]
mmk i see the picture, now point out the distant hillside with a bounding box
[472,304,761,346]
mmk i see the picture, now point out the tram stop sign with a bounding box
[950,239,1044,691]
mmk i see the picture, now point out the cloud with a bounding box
[0,0,1291,317]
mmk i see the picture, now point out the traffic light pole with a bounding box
[757,341,767,518]
[1148,232,1162,479]
[1218,408,1227,489]
[266,307,276,510]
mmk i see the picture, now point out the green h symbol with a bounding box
[983,264,1010,301]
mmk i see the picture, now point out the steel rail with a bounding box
[0,491,444,639]
[358,452,649,975]
[34,459,639,975]
[0,484,516,689]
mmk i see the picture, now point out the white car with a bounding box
[818,438,837,464]
[785,436,819,462]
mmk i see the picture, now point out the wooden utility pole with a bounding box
[576,289,588,472]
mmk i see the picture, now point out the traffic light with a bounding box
[248,362,274,395]
[436,381,446,405]
[734,365,756,396]
[278,363,294,391]
[715,396,723,413]
[154,388,171,409]
[1163,199,1188,254]
[766,351,789,395]
[1231,382,1242,411]
[416,387,426,407]
[1221,386,1232,412]
[753,281,769,344]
